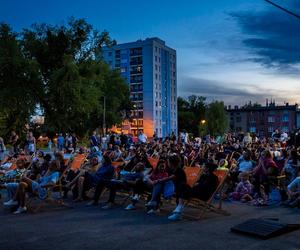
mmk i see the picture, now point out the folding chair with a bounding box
[148,157,159,169]
[184,168,230,220]
[27,154,87,213]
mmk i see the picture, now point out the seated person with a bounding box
[0,158,27,184]
[231,172,253,202]
[70,155,114,201]
[93,162,145,209]
[146,154,185,214]
[4,160,60,214]
[284,168,300,207]
[168,162,219,221]
[125,160,168,210]
[63,157,100,198]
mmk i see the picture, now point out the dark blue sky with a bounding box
[2,0,300,105]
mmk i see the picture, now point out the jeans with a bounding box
[6,183,19,200]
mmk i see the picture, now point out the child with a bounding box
[232,172,253,202]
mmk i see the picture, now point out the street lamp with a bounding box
[103,96,106,136]
[200,119,206,137]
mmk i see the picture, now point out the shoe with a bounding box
[125,204,136,210]
[147,208,160,215]
[145,201,157,207]
[147,209,155,215]
[168,212,182,221]
[288,199,300,208]
[13,206,27,214]
[102,203,113,210]
[3,199,18,206]
[86,201,98,207]
[131,194,140,202]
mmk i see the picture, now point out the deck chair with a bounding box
[184,166,203,188]
[26,175,72,213]
[184,168,230,220]
[27,154,86,213]
[148,157,159,169]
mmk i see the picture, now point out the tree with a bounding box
[20,18,129,136]
[177,95,206,136]
[0,19,131,137]
[206,101,228,136]
[0,23,40,137]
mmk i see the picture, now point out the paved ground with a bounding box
[1,193,300,250]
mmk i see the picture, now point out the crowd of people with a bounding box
[0,129,299,221]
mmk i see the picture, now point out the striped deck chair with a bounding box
[184,168,230,220]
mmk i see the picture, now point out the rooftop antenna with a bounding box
[264,0,300,20]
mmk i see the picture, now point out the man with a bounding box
[138,131,147,144]
[90,131,99,148]
[57,133,65,151]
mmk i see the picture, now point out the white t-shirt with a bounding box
[138,133,147,143]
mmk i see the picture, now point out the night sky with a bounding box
[2,0,300,105]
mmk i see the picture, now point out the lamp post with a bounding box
[200,119,206,137]
[103,96,106,136]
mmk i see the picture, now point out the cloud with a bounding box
[230,0,300,72]
[178,76,294,105]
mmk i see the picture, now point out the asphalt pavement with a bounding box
[1,192,300,250]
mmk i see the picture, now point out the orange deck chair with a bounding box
[184,168,230,220]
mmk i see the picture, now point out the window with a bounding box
[282,126,289,132]
[249,127,256,133]
[236,117,241,123]
[155,56,157,62]
[268,127,274,133]
[268,116,275,123]
[121,67,126,73]
[282,115,289,122]
[108,52,112,57]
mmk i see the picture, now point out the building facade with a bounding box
[102,37,177,138]
[226,102,299,137]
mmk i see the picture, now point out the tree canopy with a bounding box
[0,18,131,137]
[178,96,228,137]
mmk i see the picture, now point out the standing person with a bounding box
[120,132,127,147]
[57,133,65,151]
[9,131,19,154]
[109,132,116,146]
[90,131,99,148]
[170,131,177,142]
[138,131,147,144]
[25,131,36,155]
[65,133,73,149]
[0,137,6,162]
[48,139,53,152]
[72,133,78,151]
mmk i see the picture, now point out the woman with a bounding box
[5,160,60,214]
[168,162,219,221]
[146,154,185,214]
[252,150,279,205]
[25,132,36,155]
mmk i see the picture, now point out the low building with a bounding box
[226,102,299,137]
